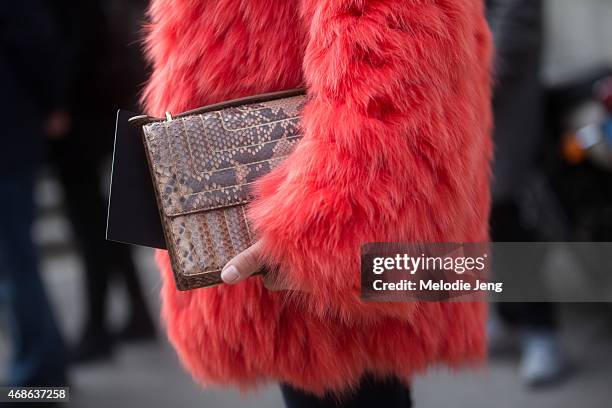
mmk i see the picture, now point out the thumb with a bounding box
[221,241,264,284]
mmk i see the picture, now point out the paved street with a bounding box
[20,249,612,408]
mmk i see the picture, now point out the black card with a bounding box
[106,109,166,249]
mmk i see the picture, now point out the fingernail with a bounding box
[221,265,240,283]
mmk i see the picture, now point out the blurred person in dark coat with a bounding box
[46,0,155,363]
[0,0,68,386]
[487,0,566,386]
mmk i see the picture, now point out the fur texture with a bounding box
[143,0,493,396]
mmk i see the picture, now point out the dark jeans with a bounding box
[490,202,556,330]
[280,375,412,408]
[0,172,66,386]
[49,124,149,334]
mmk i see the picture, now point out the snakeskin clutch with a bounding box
[130,89,306,290]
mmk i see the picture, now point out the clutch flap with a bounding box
[141,95,306,218]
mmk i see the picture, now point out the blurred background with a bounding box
[1,0,612,407]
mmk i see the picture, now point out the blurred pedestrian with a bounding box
[0,0,69,386]
[46,0,155,364]
[486,0,566,386]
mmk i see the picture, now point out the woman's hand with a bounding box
[221,241,266,284]
[221,241,289,290]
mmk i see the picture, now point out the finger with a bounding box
[221,241,264,284]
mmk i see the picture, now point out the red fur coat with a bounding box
[143,0,493,396]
